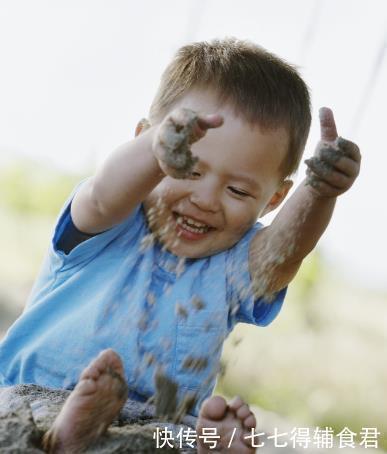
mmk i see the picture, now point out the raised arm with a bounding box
[71,109,223,234]
[249,107,361,297]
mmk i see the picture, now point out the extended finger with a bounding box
[189,114,223,144]
[319,107,338,142]
[197,113,224,130]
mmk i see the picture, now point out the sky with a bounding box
[0,0,386,290]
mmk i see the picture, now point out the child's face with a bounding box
[143,89,291,259]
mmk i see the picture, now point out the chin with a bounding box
[167,244,211,259]
[162,238,217,259]
[181,238,241,259]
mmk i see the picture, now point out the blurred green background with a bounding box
[0,159,386,450]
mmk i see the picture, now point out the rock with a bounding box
[0,402,43,453]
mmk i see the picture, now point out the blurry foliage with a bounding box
[217,254,387,450]
[0,160,84,217]
[291,251,327,332]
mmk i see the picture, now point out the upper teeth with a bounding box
[177,215,210,231]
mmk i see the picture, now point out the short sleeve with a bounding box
[225,223,287,327]
[50,179,143,271]
[55,208,97,254]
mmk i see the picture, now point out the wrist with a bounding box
[137,125,165,179]
[151,122,198,180]
[304,178,338,202]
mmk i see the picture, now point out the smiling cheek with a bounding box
[225,204,257,239]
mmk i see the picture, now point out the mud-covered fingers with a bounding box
[169,107,196,126]
[337,137,361,163]
[318,149,360,178]
[318,138,361,177]
[305,169,343,197]
[160,109,198,144]
[305,158,352,189]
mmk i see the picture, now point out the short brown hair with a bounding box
[149,38,311,178]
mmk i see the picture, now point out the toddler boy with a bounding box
[0,38,360,453]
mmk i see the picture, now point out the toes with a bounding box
[199,395,228,421]
[80,349,125,382]
[80,363,100,381]
[229,395,244,412]
[75,378,98,396]
[95,349,125,376]
[236,403,251,420]
[104,349,124,371]
[229,397,256,430]
[243,413,256,429]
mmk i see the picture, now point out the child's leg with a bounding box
[42,348,128,453]
[196,395,257,453]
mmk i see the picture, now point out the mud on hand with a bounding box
[304,107,361,198]
[153,107,223,179]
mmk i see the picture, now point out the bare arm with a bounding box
[71,109,223,234]
[249,107,361,297]
[71,127,163,234]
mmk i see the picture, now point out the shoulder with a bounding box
[50,180,148,270]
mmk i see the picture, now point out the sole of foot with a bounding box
[42,348,128,453]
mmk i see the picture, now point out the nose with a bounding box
[189,180,221,212]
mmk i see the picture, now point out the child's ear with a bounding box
[261,179,293,216]
[135,118,151,137]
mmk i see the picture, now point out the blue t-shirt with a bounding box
[0,181,286,415]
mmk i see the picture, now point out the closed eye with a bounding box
[190,172,201,178]
[228,186,250,197]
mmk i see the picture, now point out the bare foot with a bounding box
[196,395,257,453]
[42,349,128,453]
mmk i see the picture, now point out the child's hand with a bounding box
[153,107,223,179]
[305,107,361,198]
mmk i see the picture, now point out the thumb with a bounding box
[197,113,224,130]
[319,107,338,142]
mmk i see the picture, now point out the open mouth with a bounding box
[173,212,215,239]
